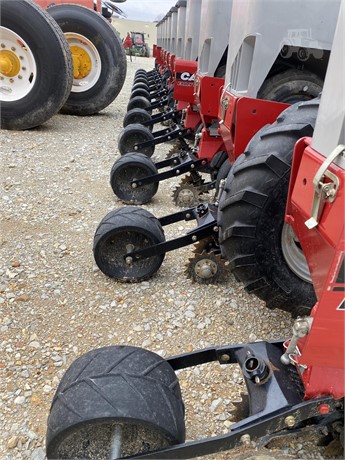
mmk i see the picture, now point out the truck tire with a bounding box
[48,4,126,115]
[0,0,73,130]
[218,98,320,317]
[46,345,185,459]
[257,69,323,103]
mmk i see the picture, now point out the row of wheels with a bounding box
[110,68,324,208]
[1,0,126,130]
[45,33,332,460]
[93,99,320,318]
[52,99,321,459]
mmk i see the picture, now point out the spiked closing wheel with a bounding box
[172,175,205,207]
[186,239,229,284]
[186,251,228,284]
[173,184,200,208]
[166,142,182,159]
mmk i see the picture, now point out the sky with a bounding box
[119,0,178,22]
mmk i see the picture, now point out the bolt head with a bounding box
[240,434,251,445]
[220,354,230,362]
[285,416,295,427]
[318,404,330,415]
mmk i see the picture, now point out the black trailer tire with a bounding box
[48,4,126,115]
[118,124,155,157]
[110,153,159,204]
[257,69,323,103]
[0,0,73,130]
[130,88,152,101]
[218,98,320,316]
[46,345,185,459]
[93,207,165,281]
[127,95,152,112]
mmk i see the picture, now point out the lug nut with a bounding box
[125,256,133,265]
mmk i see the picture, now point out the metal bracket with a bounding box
[305,144,344,229]
[220,96,229,124]
[219,82,232,124]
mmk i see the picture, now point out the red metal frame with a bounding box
[286,137,345,400]
[173,59,197,103]
[155,46,163,67]
[193,75,226,159]
[172,59,201,131]
[219,90,289,163]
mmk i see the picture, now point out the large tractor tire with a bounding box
[218,98,320,317]
[0,0,73,130]
[48,4,126,115]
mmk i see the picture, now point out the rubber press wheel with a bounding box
[123,108,153,130]
[218,98,320,317]
[46,345,185,459]
[127,95,152,112]
[0,0,73,130]
[130,88,151,101]
[93,207,165,282]
[110,153,159,204]
[134,75,149,83]
[132,82,150,91]
[118,124,155,157]
[48,4,126,115]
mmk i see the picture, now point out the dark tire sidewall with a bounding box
[1,0,73,130]
[48,4,126,115]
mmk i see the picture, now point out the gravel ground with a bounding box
[0,56,342,460]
